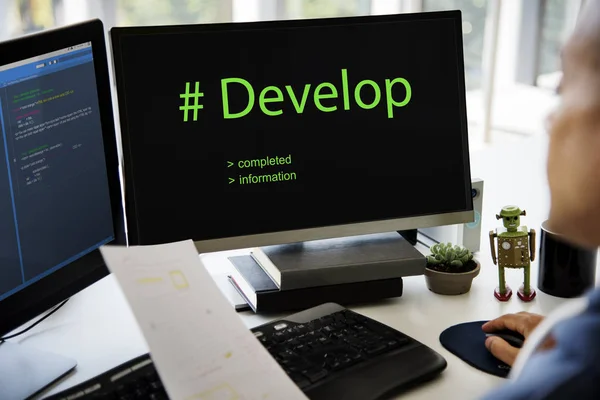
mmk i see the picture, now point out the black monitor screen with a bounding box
[0,43,114,301]
[112,12,472,245]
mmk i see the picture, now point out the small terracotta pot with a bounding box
[424,260,480,295]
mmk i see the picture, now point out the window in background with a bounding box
[0,0,224,41]
[117,0,219,26]
[10,0,55,36]
[282,0,371,19]
[423,0,488,91]
[538,0,564,76]
[536,0,577,89]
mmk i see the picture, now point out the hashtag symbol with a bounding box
[179,82,204,122]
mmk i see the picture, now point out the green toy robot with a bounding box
[489,205,536,301]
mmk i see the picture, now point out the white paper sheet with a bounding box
[100,240,308,400]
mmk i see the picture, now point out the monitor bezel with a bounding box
[0,19,125,336]
[110,10,473,253]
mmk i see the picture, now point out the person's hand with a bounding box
[481,312,550,366]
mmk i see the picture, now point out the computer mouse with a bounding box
[485,329,525,348]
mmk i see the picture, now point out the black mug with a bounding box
[538,220,598,298]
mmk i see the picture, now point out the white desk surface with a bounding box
[22,134,598,400]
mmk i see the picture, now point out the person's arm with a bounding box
[481,289,600,400]
[482,344,597,400]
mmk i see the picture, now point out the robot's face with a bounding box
[503,215,520,229]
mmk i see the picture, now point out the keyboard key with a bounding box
[289,373,311,389]
[304,368,329,383]
[365,343,388,355]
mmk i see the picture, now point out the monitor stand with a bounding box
[254,231,426,288]
[0,341,76,399]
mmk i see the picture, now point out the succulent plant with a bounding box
[426,242,473,268]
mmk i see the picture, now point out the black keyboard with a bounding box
[45,303,446,400]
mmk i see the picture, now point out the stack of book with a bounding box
[228,232,426,312]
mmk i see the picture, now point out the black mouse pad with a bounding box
[439,320,511,378]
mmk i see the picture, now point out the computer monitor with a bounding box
[110,10,473,253]
[0,20,124,399]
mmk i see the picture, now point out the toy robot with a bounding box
[489,205,536,302]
